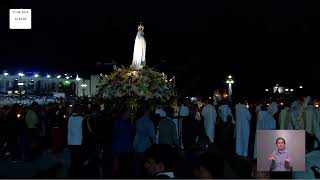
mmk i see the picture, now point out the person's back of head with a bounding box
[207,98,214,106]
[164,107,175,118]
[189,105,197,118]
[227,115,233,123]
[221,99,228,105]
[237,97,247,105]
[192,152,224,179]
[72,104,82,116]
[31,101,39,109]
[3,105,10,112]
[90,103,100,113]
[144,144,179,177]
[119,108,130,120]
[143,105,152,117]
[261,104,268,111]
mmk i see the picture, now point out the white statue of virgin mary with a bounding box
[131,23,146,70]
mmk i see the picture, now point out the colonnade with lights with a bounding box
[0,72,79,95]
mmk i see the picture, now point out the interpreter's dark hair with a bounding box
[276,137,286,144]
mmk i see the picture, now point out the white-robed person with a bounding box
[235,100,251,158]
[173,100,190,148]
[302,97,320,148]
[176,100,190,134]
[155,106,166,144]
[201,98,217,144]
[279,103,290,130]
[218,102,235,124]
[303,97,320,136]
[287,101,304,130]
[253,103,278,159]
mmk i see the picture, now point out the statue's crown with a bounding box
[138,22,144,31]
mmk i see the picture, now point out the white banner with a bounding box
[9,9,32,29]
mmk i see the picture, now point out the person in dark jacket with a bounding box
[182,106,200,150]
[111,109,135,178]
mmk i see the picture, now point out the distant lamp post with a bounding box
[290,89,294,92]
[46,74,51,78]
[3,72,9,76]
[18,72,25,77]
[265,89,269,92]
[299,86,303,89]
[81,84,87,97]
[285,89,289,92]
[34,74,39,78]
[18,72,24,103]
[57,75,61,79]
[75,75,81,96]
[226,75,234,101]
[76,74,81,81]
[246,103,249,109]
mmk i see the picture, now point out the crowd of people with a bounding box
[0,95,319,179]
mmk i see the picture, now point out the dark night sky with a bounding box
[1,0,320,98]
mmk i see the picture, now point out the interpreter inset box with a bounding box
[9,9,32,29]
[257,130,305,172]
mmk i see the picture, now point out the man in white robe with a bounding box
[201,99,217,143]
[268,102,279,117]
[174,101,190,148]
[235,102,251,157]
[218,103,234,124]
[155,107,166,144]
[293,132,320,179]
[255,104,262,116]
[253,104,277,159]
[303,97,320,135]
[279,106,290,130]
[287,101,304,130]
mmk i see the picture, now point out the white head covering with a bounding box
[291,101,302,118]
[304,96,311,107]
[268,102,279,116]
[291,101,301,109]
[155,108,166,118]
[255,104,262,113]
[179,104,190,117]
